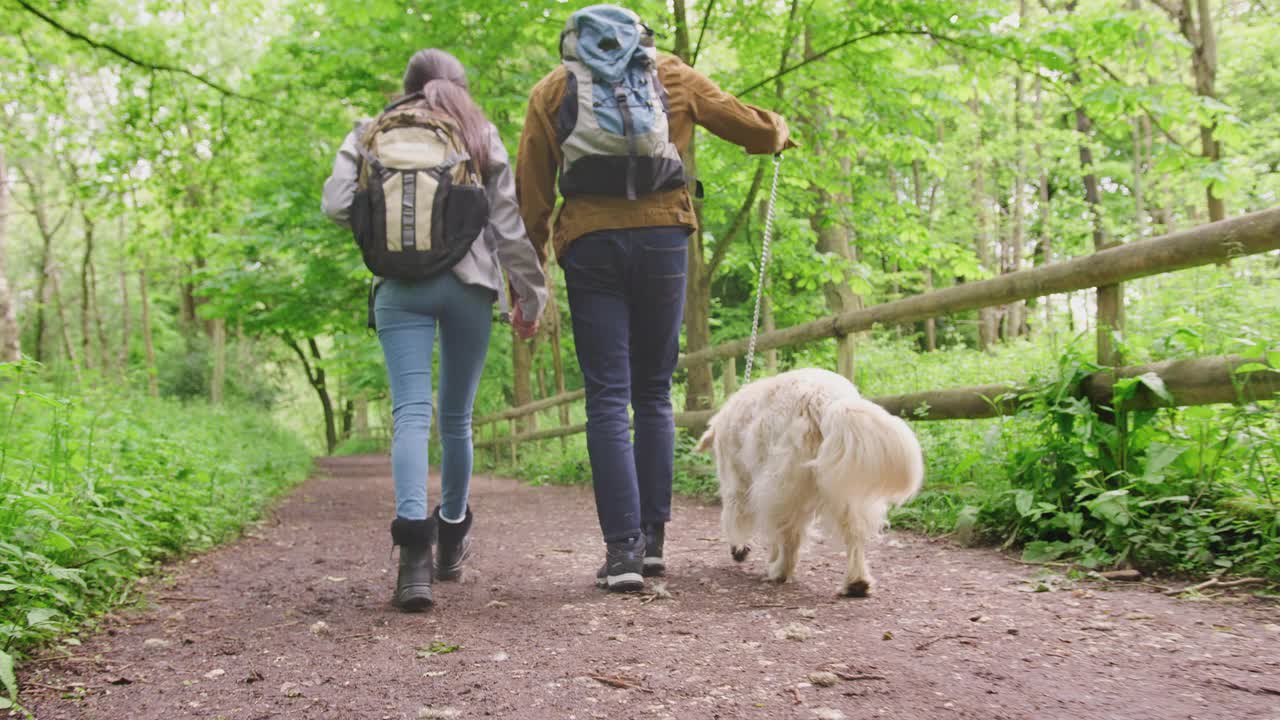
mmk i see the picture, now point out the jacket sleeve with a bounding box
[485,126,549,322]
[515,75,561,265]
[321,124,365,228]
[682,66,795,155]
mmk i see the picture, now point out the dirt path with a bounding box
[19,455,1280,720]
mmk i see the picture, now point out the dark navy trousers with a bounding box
[562,226,689,542]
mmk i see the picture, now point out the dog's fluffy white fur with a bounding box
[696,368,923,597]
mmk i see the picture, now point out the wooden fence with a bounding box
[475,208,1280,459]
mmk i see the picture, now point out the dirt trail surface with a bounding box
[19,455,1280,720]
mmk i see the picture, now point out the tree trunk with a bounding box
[51,268,79,372]
[210,317,226,403]
[912,158,937,351]
[1006,49,1028,338]
[1076,106,1123,366]
[0,147,18,362]
[1191,0,1224,221]
[284,335,338,454]
[139,267,159,397]
[19,163,64,363]
[970,98,999,351]
[546,291,570,444]
[353,395,370,436]
[118,267,131,375]
[673,0,715,412]
[79,204,96,371]
[1034,76,1053,330]
[512,330,537,431]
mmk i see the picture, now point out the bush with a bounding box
[0,360,312,694]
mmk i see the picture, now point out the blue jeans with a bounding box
[562,226,689,542]
[374,274,494,522]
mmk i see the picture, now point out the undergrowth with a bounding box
[0,361,311,709]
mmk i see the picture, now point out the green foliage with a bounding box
[0,361,311,661]
[967,349,1280,579]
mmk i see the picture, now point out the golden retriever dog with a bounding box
[696,368,923,597]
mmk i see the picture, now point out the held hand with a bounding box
[512,302,539,340]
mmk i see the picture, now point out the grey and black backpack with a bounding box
[556,5,685,200]
[350,93,489,280]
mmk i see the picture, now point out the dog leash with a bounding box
[741,153,782,387]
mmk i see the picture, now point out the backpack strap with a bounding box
[610,80,639,200]
[354,141,387,180]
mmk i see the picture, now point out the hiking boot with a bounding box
[433,505,473,581]
[390,517,435,612]
[642,522,665,577]
[595,534,645,592]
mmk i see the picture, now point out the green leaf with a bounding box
[1136,373,1174,404]
[1013,489,1035,517]
[26,608,58,629]
[1142,443,1186,481]
[1021,541,1069,563]
[0,649,16,703]
[1266,350,1280,369]
[1233,362,1270,374]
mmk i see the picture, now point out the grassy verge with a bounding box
[0,361,312,706]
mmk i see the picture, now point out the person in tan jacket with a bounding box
[517,4,793,591]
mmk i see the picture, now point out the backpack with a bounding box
[556,5,685,200]
[349,93,489,280]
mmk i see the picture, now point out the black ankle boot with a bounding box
[390,517,435,612]
[433,505,473,581]
[643,522,665,577]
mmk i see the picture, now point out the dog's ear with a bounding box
[695,427,715,453]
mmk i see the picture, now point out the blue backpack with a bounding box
[556,5,685,200]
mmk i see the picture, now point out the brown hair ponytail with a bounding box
[402,49,491,176]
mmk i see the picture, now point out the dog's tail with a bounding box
[808,396,924,510]
[695,425,715,453]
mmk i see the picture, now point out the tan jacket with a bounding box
[516,53,794,263]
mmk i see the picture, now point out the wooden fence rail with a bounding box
[475,208,1280,454]
[476,355,1278,448]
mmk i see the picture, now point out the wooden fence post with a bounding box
[723,356,738,399]
[508,418,517,466]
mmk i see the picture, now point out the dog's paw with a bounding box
[767,573,789,585]
[841,579,872,598]
[731,545,751,562]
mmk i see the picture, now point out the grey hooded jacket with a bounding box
[322,120,547,323]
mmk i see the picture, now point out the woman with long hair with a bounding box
[323,49,547,611]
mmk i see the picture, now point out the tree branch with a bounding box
[1147,0,1186,21]
[690,0,716,67]
[281,334,317,387]
[737,26,906,96]
[13,0,267,106]
[707,158,767,277]
[1089,58,1197,154]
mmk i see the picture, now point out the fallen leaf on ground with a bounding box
[417,640,462,657]
[491,651,509,662]
[797,608,817,619]
[203,668,225,680]
[143,638,171,648]
[813,708,846,720]
[485,600,509,609]
[280,682,302,698]
[309,621,331,636]
[324,576,347,582]
[591,675,653,692]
